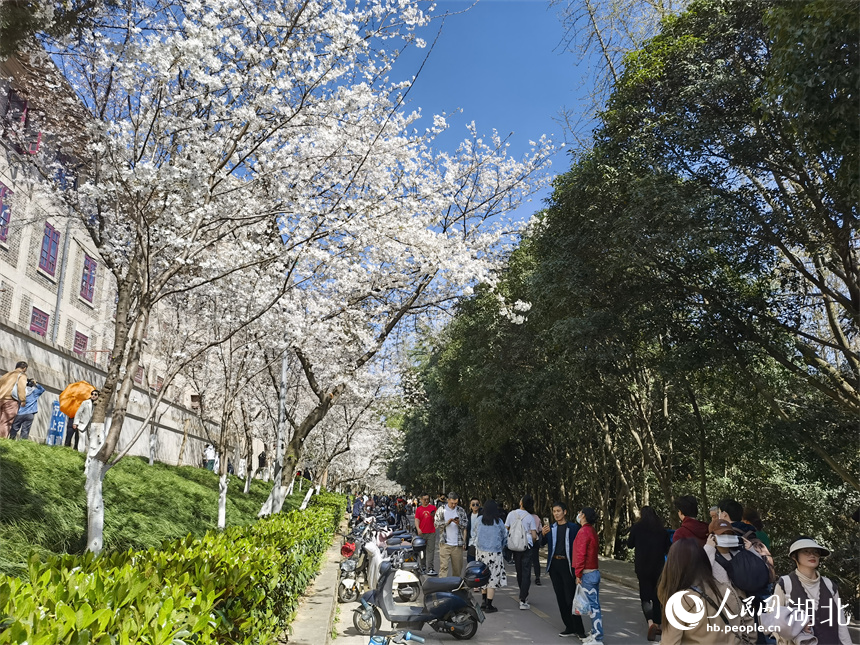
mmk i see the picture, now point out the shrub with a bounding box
[0,491,346,644]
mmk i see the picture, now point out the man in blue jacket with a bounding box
[541,501,586,638]
[10,379,46,440]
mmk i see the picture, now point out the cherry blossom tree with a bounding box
[34,0,552,549]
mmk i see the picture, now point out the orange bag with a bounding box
[59,381,96,418]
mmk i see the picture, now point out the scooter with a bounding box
[339,525,420,603]
[353,539,488,640]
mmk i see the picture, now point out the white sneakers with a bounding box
[519,601,530,610]
[580,634,602,644]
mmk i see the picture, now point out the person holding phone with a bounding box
[434,492,468,577]
[542,502,586,638]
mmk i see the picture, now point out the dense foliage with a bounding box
[390,0,859,614]
[0,441,304,577]
[0,490,345,644]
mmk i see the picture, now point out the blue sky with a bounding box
[392,0,593,220]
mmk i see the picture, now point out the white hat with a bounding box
[788,538,830,557]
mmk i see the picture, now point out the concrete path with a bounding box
[333,559,650,645]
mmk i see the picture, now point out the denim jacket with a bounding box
[472,517,507,553]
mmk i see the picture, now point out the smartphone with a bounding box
[543,517,550,527]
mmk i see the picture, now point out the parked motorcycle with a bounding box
[353,539,489,640]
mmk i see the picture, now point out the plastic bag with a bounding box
[573,584,590,616]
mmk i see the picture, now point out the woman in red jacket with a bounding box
[573,507,603,644]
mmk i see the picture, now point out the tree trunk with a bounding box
[686,384,709,510]
[259,383,345,516]
[218,470,228,530]
[176,419,190,467]
[148,419,157,466]
[85,457,108,554]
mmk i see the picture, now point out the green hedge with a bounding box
[0,491,345,645]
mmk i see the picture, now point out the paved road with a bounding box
[334,559,649,645]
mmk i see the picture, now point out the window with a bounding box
[30,307,49,336]
[80,254,97,301]
[154,376,164,392]
[190,394,201,411]
[2,89,41,155]
[134,366,144,384]
[38,223,60,275]
[73,331,88,355]
[0,183,10,242]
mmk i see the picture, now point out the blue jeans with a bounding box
[581,570,603,640]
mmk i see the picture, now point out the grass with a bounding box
[0,440,305,577]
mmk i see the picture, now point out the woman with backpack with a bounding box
[505,494,539,610]
[472,499,508,614]
[573,507,602,644]
[772,537,852,645]
[658,538,755,644]
[627,506,672,641]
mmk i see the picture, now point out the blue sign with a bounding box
[46,401,67,446]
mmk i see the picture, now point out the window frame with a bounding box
[73,331,88,355]
[38,222,60,276]
[80,254,97,302]
[0,183,10,243]
[29,307,49,337]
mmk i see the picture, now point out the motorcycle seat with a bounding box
[385,545,413,555]
[421,576,462,594]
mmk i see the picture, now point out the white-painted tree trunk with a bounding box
[299,486,315,510]
[244,470,252,494]
[258,484,289,517]
[85,457,108,554]
[218,471,228,529]
[148,423,157,466]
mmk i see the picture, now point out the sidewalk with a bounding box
[286,522,344,644]
[598,556,638,591]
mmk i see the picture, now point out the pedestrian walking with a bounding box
[672,495,709,546]
[204,443,216,470]
[773,537,852,645]
[472,499,507,614]
[573,507,602,644]
[742,508,770,550]
[10,378,46,440]
[505,494,539,610]
[657,538,754,644]
[466,498,481,563]
[717,498,758,536]
[434,492,468,578]
[627,506,671,641]
[529,506,543,586]
[0,361,28,438]
[415,494,438,574]
[67,388,98,451]
[541,501,586,639]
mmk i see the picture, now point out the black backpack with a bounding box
[714,549,771,595]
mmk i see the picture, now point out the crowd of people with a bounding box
[355,489,853,645]
[0,360,96,444]
[401,491,605,642]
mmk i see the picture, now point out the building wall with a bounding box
[0,319,217,465]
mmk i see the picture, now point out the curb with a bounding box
[287,519,346,644]
[599,569,638,591]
